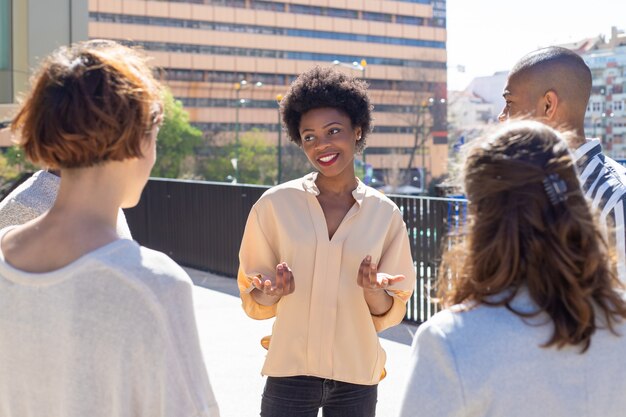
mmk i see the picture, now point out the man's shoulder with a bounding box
[578,147,626,206]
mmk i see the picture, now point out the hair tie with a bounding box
[543,173,568,205]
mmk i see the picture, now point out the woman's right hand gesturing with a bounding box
[251,262,295,305]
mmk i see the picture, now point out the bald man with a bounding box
[500,46,626,281]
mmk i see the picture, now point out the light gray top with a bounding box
[399,287,626,417]
[0,230,219,416]
[0,170,132,238]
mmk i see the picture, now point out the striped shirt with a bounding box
[574,139,626,282]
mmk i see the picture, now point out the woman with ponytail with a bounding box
[399,120,626,417]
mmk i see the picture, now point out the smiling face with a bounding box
[299,107,361,180]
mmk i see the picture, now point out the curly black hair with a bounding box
[280,66,373,153]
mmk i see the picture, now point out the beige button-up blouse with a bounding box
[237,172,416,385]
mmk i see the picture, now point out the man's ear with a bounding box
[543,90,559,120]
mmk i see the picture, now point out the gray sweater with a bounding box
[0,170,132,238]
[0,232,219,416]
[399,287,626,417]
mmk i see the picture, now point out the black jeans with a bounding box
[260,375,378,417]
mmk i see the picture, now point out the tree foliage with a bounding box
[279,144,312,182]
[151,89,203,178]
[0,151,20,181]
[236,130,277,185]
[197,130,280,185]
[3,145,36,174]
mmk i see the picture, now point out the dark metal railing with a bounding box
[125,179,268,275]
[391,195,467,322]
[125,178,468,323]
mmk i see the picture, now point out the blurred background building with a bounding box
[578,27,626,157]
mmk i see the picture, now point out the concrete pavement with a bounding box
[186,268,419,417]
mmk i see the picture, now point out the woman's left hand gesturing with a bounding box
[357,255,405,290]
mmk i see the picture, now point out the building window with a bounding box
[432,17,446,27]
[151,1,434,27]
[592,102,602,112]
[362,11,393,22]
[614,100,624,111]
[592,69,604,79]
[396,15,424,25]
[90,12,445,49]
[124,39,447,69]
[251,1,286,11]
[206,0,245,7]
[326,8,358,19]
[289,4,323,15]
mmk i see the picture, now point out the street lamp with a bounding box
[332,59,367,77]
[233,80,263,183]
[276,94,284,184]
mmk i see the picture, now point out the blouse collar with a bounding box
[302,172,367,205]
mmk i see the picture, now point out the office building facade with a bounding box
[89,0,448,185]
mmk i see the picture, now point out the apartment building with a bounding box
[88,0,448,184]
[580,28,626,157]
[556,26,626,157]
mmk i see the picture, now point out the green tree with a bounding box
[0,152,20,181]
[279,144,312,182]
[237,130,277,185]
[152,89,202,178]
[4,145,36,174]
[197,130,280,185]
[198,135,235,183]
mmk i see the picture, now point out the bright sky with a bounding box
[446,0,626,91]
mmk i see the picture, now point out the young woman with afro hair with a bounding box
[237,66,415,417]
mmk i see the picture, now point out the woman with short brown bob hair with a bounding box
[14,39,161,169]
[400,120,626,417]
[0,40,219,416]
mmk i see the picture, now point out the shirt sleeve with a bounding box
[237,205,280,320]
[606,199,626,283]
[399,320,465,417]
[371,210,416,332]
